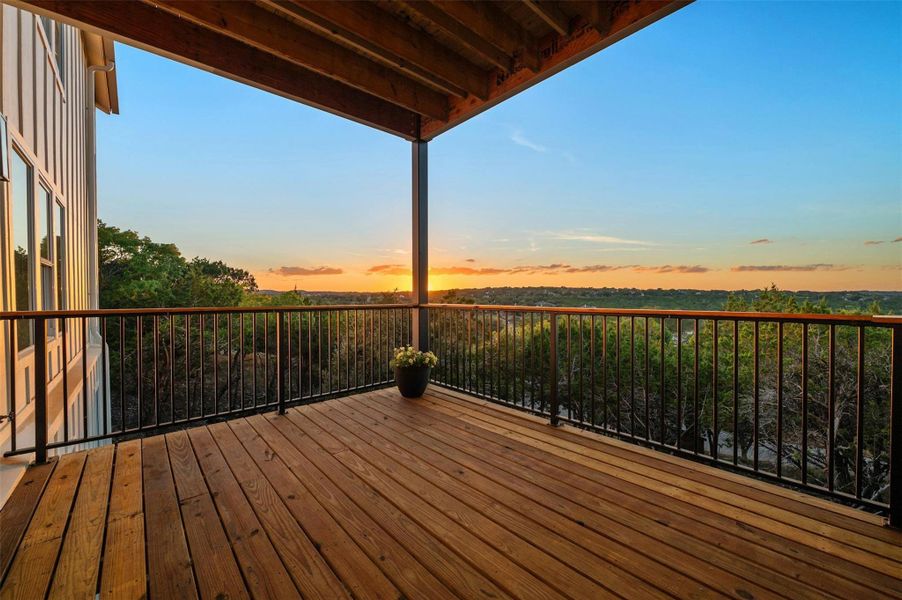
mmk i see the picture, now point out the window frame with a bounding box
[9,144,35,351]
[36,15,66,94]
[6,136,69,353]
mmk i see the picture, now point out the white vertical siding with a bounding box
[0,5,103,506]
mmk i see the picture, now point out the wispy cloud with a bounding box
[893,237,902,243]
[367,264,409,275]
[749,238,773,245]
[464,258,476,263]
[269,266,343,276]
[432,266,507,275]
[550,231,653,246]
[368,262,711,276]
[864,240,884,246]
[633,265,710,274]
[510,129,547,153]
[730,264,849,272]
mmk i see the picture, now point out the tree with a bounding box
[98,221,257,308]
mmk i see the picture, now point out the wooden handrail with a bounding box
[424,303,902,326]
[0,304,413,319]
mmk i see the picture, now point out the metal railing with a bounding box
[427,303,901,526]
[1,305,410,459]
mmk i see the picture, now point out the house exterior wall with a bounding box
[0,4,107,506]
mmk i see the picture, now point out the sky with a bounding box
[96,1,902,293]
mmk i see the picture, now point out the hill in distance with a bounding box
[257,286,902,315]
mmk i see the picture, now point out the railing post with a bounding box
[33,317,48,464]
[549,314,559,426]
[889,324,901,528]
[276,311,286,415]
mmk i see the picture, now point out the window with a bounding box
[38,185,56,336]
[55,202,65,313]
[38,17,65,86]
[10,149,33,349]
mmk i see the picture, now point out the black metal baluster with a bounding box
[644,317,649,440]
[777,321,784,478]
[153,315,160,425]
[33,318,48,463]
[630,316,635,436]
[137,316,143,430]
[801,322,808,482]
[753,321,760,470]
[855,326,864,499]
[733,320,739,465]
[61,317,69,442]
[712,319,718,460]
[676,318,683,451]
[694,318,700,455]
[550,314,558,426]
[169,315,175,423]
[660,317,665,447]
[827,324,835,492]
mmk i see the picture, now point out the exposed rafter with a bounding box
[8,0,689,141]
[521,0,570,36]
[12,0,420,138]
[421,0,690,139]
[264,0,489,100]
[422,1,540,72]
[153,0,448,120]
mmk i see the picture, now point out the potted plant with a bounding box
[391,345,438,398]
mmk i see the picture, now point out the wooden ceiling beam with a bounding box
[265,0,489,101]
[423,1,540,72]
[152,0,448,121]
[521,1,570,36]
[394,1,512,72]
[12,0,420,138]
[421,0,690,139]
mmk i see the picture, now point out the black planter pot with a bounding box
[394,365,431,398]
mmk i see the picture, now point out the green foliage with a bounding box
[430,286,894,504]
[99,221,258,308]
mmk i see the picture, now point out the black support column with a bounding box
[412,140,428,350]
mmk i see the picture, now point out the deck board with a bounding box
[2,387,900,599]
[0,460,56,583]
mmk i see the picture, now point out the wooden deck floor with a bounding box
[1,387,900,600]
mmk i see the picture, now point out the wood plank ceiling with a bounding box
[11,0,689,140]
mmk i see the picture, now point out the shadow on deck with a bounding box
[1,387,900,599]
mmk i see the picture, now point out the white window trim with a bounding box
[34,16,67,99]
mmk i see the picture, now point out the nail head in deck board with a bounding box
[0,460,56,582]
[227,417,401,600]
[165,430,249,600]
[141,436,198,600]
[1,452,86,600]
[100,441,146,600]
[186,426,302,600]
[206,421,350,600]
[48,445,114,600]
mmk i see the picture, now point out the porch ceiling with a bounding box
[11,0,689,140]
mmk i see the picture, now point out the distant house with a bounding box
[0,5,118,505]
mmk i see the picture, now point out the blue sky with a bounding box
[96,1,902,292]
